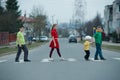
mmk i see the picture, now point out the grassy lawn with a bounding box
[0,41,47,57]
[79,40,120,52]
[101,44,120,52]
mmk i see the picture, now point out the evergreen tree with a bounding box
[6,0,21,16]
[0,6,4,31]
[0,6,4,15]
[3,0,22,33]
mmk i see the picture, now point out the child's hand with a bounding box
[90,42,94,45]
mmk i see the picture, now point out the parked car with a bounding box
[69,36,77,43]
[32,37,37,41]
[32,36,48,42]
[39,36,49,42]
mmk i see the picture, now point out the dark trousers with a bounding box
[15,45,28,61]
[94,43,104,59]
[84,50,90,60]
[49,48,61,58]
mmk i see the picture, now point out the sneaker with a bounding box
[48,58,54,61]
[15,60,19,62]
[24,59,31,62]
[85,58,90,61]
[94,58,99,60]
[101,58,106,60]
[84,56,89,61]
[60,57,65,61]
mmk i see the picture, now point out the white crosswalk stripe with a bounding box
[67,58,77,62]
[0,60,7,63]
[41,58,50,62]
[113,58,120,61]
[19,59,24,63]
[89,58,104,62]
[41,58,77,62]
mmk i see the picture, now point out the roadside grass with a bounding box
[79,40,120,52]
[101,45,120,52]
[0,41,47,57]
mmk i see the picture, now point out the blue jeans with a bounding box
[94,43,104,59]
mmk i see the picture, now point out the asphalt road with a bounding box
[0,38,120,80]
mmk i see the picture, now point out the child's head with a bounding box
[96,26,103,32]
[85,36,92,41]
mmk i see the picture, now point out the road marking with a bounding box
[16,59,24,63]
[41,58,50,62]
[67,58,77,62]
[0,60,7,63]
[89,58,103,62]
[113,58,120,61]
[41,58,77,62]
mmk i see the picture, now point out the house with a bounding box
[104,0,120,42]
[19,15,36,39]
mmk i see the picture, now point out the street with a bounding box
[0,38,120,80]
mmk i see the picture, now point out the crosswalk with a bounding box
[0,60,7,63]
[113,58,120,60]
[0,58,120,63]
[89,58,104,62]
[41,58,77,62]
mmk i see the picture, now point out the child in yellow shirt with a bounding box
[84,36,92,61]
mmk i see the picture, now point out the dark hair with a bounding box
[51,24,57,30]
[97,26,101,28]
[19,26,24,29]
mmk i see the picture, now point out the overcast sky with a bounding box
[19,0,114,23]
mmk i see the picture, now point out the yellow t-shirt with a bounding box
[84,41,90,50]
[16,31,25,45]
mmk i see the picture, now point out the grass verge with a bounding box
[0,41,47,57]
[101,45,120,52]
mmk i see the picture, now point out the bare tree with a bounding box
[30,5,47,39]
[72,0,86,40]
[83,13,103,36]
[92,13,103,27]
[73,0,86,25]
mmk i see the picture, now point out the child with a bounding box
[84,36,92,61]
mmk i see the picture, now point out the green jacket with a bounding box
[94,32,102,45]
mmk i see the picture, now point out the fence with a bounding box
[9,33,16,42]
[0,32,16,45]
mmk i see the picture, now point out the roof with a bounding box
[19,16,36,23]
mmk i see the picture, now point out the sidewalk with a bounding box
[102,41,120,46]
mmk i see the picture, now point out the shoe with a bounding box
[94,58,99,60]
[101,58,106,60]
[48,58,54,61]
[15,60,19,62]
[60,57,65,61]
[24,59,31,62]
[85,58,90,61]
[84,56,89,61]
